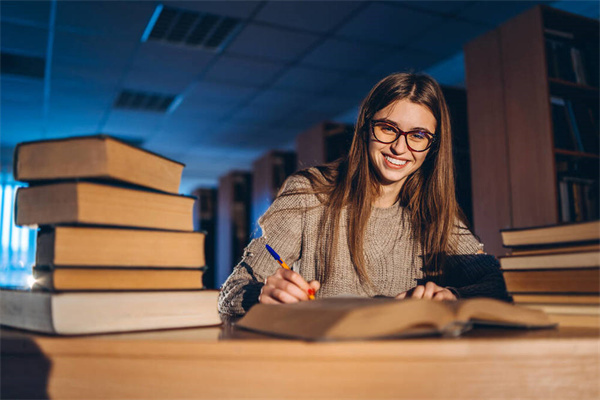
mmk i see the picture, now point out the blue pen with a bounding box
[265,244,315,300]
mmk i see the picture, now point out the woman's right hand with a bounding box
[259,268,320,304]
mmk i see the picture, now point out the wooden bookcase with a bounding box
[295,121,354,170]
[216,171,251,287]
[192,187,217,289]
[465,5,599,256]
[251,150,296,239]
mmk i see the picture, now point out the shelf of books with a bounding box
[465,5,599,255]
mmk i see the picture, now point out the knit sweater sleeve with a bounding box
[443,222,512,302]
[218,174,309,317]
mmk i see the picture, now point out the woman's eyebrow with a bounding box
[378,119,433,133]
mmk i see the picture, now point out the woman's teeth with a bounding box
[385,155,407,166]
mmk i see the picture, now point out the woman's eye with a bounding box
[382,125,396,133]
[409,131,427,140]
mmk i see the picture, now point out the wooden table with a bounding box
[2,325,599,399]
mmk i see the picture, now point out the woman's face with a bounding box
[368,99,437,194]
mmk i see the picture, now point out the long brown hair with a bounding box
[293,72,463,286]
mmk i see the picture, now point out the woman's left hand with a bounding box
[395,281,457,301]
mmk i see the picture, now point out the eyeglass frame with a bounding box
[369,119,438,152]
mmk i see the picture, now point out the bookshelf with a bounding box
[251,150,296,239]
[295,121,354,170]
[465,5,599,256]
[192,187,217,289]
[216,171,251,287]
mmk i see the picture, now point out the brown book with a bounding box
[0,289,221,335]
[236,297,554,341]
[500,220,600,248]
[14,135,184,194]
[503,268,600,293]
[15,181,194,231]
[512,294,600,304]
[517,303,599,316]
[37,227,205,268]
[33,268,205,291]
[499,250,599,270]
[510,243,600,256]
[545,313,600,328]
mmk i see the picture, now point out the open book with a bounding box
[236,297,556,341]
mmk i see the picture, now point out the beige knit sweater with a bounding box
[218,172,509,317]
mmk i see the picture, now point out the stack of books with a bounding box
[0,135,221,334]
[499,220,600,327]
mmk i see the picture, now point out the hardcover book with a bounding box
[0,289,221,335]
[236,297,554,341]
[15,181,195,231]
[36,227,205,268]
[14,135,184,194]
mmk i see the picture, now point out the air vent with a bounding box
[113,90,176,113]
[1,52,45,79]
[142,4,241,51]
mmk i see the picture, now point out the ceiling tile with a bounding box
[457,1,546,26]
[0,77,44,105]
[101,109,164,136]
[226,23,319,62]
[53,31,138,69]
[335,2,443,47]
[166,1,262,19]
[203,55,285,87]
[0,22,48,55]
[255,1,364,34]
[271,66,345,94]
[300,38,389,73]
[184,81,258,106]
[0,1,51,27]
[51,61,122,91]
[413,19,489,59]
[367,47,443,78]
[393,1,473,15]
[55,1,155,39]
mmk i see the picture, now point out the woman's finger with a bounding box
[411,285,426,299]
[395,292,407,299]
[280,268,312,292]
[273,278,309,301]
[423,282,437,299]
[270,287,300,303]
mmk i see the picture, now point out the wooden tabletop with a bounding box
[2,325,599,399]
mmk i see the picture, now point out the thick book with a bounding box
[14,135,184,194]
[500,220,600,248]
[15,181,195,231]
[236,298,554,341]
[512,294,600,304]
[503,268,599,293]
[0,289,221,335]
[36,227,205,268]
[499,250,599,270]
[32,268,205,291]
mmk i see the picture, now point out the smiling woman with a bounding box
[218,73,511,317]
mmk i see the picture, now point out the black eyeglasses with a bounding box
[370,119,437,152]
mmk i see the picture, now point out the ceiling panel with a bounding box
[52,30,138,68]
[457,1,547,26]
[226,23,320,63]
[395,1,474,15]
[367,47,440,78]
[0,22,48,55]
[413,19,490,59]
[51,61,122,91]
[184,81,258,106]
[167,1,262,19]
[271,66,345,94]
[203,55,285,87]
[300,37,389,73]
[101,109,164,136]
[335,2,444,47]
[0,77,44,105]
[255,1,364,34]
[0,1,51,27]
[55,1,155,40]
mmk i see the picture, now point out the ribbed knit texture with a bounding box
[218,173,510,317]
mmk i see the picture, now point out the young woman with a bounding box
[218,73,510,316]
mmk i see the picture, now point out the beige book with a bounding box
[14,135,184,194]
[15,181,194,231]
[0,289,221,335]
[37,227,204,267]
[236,297,554,341]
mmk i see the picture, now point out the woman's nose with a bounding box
[390,134,409,154]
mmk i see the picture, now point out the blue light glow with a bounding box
[141,4,164,42]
